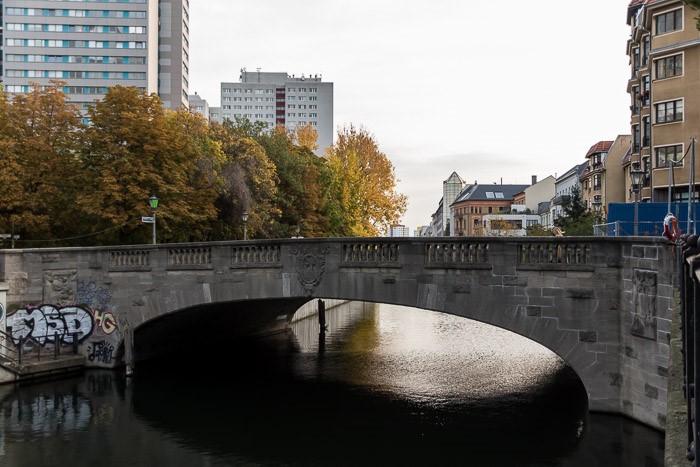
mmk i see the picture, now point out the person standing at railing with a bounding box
[663,213,680,241]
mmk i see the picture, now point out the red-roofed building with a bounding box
[580,136,631,221]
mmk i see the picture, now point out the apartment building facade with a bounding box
[0,0,189,111]
[579,136,631,220]
[216,70,333,157]
[451,184,529,237]
[627,0,700,203]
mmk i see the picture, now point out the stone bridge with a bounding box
[0,237,676,429]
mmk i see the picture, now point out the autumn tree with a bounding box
[324,125,407,237]
[257,126,331,237]
[0,88,24,243]
[78,86,220,244]
[209,118,280,240]
[294,124,319,153]
[161,109,223,241]
[5,81,85,244]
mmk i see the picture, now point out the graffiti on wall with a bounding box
[77,280,112,309]
[87,340,115,364]
[6,304,94,346]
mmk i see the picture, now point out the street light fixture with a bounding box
[242,210,249,240]
[593,198,602,232]
[148,194,159,245]
[630,163,644,236]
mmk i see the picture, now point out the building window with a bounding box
[643,116,650,146]
[655,99,683,123]
[642,35,650,67]
[655,144,683,167]
[655,53,683,79]
[656,9,682,35]
[633,124,640,153]
[642,75,650,106]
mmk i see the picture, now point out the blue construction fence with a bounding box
[600,202,700,237]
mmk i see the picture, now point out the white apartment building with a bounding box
[216,69,333,157]
[546,163,588,228]
[189,92,209,120]
[388,225,410,237]
[1,0,189,111]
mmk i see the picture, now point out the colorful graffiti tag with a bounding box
[6,304,94,346]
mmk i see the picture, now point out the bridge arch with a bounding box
[0,237,675,430]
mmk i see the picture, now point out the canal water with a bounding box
[0,301,664,466]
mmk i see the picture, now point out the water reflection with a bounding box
[0,301,664,467]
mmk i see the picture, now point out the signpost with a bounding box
[0,233,20,249]
[141,217,155,224]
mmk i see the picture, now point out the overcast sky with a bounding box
[189,0,633,232]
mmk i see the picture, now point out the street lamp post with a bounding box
[630,163,644,236]
[148,194,158,245]
[242,210,249,240]
[593,199,602,235]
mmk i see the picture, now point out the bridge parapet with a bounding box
[0,236,677,430]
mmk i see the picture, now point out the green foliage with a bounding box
[526,224,553,236]
[563,185,586,220]
[553,185,595,236]
[558,212,595,236]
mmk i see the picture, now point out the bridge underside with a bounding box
[133,298,311,364]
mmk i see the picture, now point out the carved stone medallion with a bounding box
[292,246,329,295]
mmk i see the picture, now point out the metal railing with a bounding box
[0,328,80,366]
[594,221,665,237]
[678,235,700,463]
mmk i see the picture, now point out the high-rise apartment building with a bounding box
[216,69,334,156]
[0,0,189,111]
[387,225,410,237]
[627,0,700,203]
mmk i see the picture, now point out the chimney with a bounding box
[531,175,537,185]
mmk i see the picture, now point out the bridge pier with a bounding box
[124,327,134,377]
[318,299,326,330]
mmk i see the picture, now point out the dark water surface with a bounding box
[0,301,664,466]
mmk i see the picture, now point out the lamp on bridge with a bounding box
[148,194,159,245]
[242,210,249,241]
[630,162,644,236]
[592,198,602,234]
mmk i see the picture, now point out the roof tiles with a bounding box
[585,141,613,158]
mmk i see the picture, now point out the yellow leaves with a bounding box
[294,124,319,152]
[325,125,407,237]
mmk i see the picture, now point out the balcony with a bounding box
[552,195,570,206]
